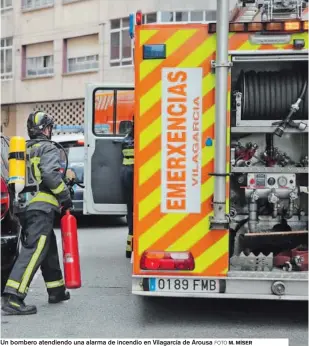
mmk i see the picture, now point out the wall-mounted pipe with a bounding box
[211,0,230,228]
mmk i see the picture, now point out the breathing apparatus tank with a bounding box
[8,130,70,209]
[8,136,26,201]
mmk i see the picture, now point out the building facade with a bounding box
[1,0,237,137]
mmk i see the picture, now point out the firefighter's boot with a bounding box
[48,290,70,304]
[126,235,133,259]
[1,294,37,315]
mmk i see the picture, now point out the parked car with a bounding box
[1,135,21,294]
[52,133,85,214]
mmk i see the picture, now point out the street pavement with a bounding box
[1,216,308,344]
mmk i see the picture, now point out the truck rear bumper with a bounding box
[132,273,308,301]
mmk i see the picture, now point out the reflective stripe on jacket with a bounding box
[122,134,134,166]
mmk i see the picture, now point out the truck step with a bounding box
[228,269,308,279]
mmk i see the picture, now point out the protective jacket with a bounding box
[27,135,71,214]
[121,132,134,166]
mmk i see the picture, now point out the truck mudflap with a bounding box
[132,271,308,301]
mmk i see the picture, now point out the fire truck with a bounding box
[83,0,308,300]
[95,90,134,134]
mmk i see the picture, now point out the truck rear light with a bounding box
[229,23,245,32]
[140,251,195,271]
[248,23,263,32]
[284,21,301,31]
[76,139,84,146]
[0,177,9,220]
[266,22,283,31]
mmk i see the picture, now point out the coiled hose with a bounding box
[237,69,308,121]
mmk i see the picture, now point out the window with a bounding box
[1,37,13,80]
[175,11,189,22]
[63,0,83,3]
[60,142,84,183]
[161,11,174,22]
[205,10,216,21]
[110,17,133,67]
[93,89,134,136]
[142,12,157,24]
[190,11,204,22]
[159,10,215,23]
[22,0,54,11]
[65,34,99,73]
[26,55,54,77]
[68,55,99,73]
[23,41,54,78]
[1,0,12,10]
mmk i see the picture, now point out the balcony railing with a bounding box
[26,67,54,77]
[22,0,54,11]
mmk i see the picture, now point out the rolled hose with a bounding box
[281,79,308,124]
[237,70,308,121]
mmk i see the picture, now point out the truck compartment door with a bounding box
[83,84,134,215]
[133,26,230,277]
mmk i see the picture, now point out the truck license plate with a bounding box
[149,278,220,293]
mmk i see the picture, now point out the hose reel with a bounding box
[236,69,308,121]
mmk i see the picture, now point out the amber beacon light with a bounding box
[208,20,308,34]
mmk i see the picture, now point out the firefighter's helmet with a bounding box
[27,111,54,139]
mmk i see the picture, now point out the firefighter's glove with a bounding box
[61,198,73,212]
[64,177,74,187]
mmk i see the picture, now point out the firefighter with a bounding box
[1,111,73,315]
[120,118,134,259]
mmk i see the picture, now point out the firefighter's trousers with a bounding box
[4,210,65,300]
[121,165,134,252]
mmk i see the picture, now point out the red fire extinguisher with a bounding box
[60,210,81,289]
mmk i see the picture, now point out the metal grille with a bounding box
[32,99,85,134]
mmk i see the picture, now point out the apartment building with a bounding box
[1,0,237,137]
